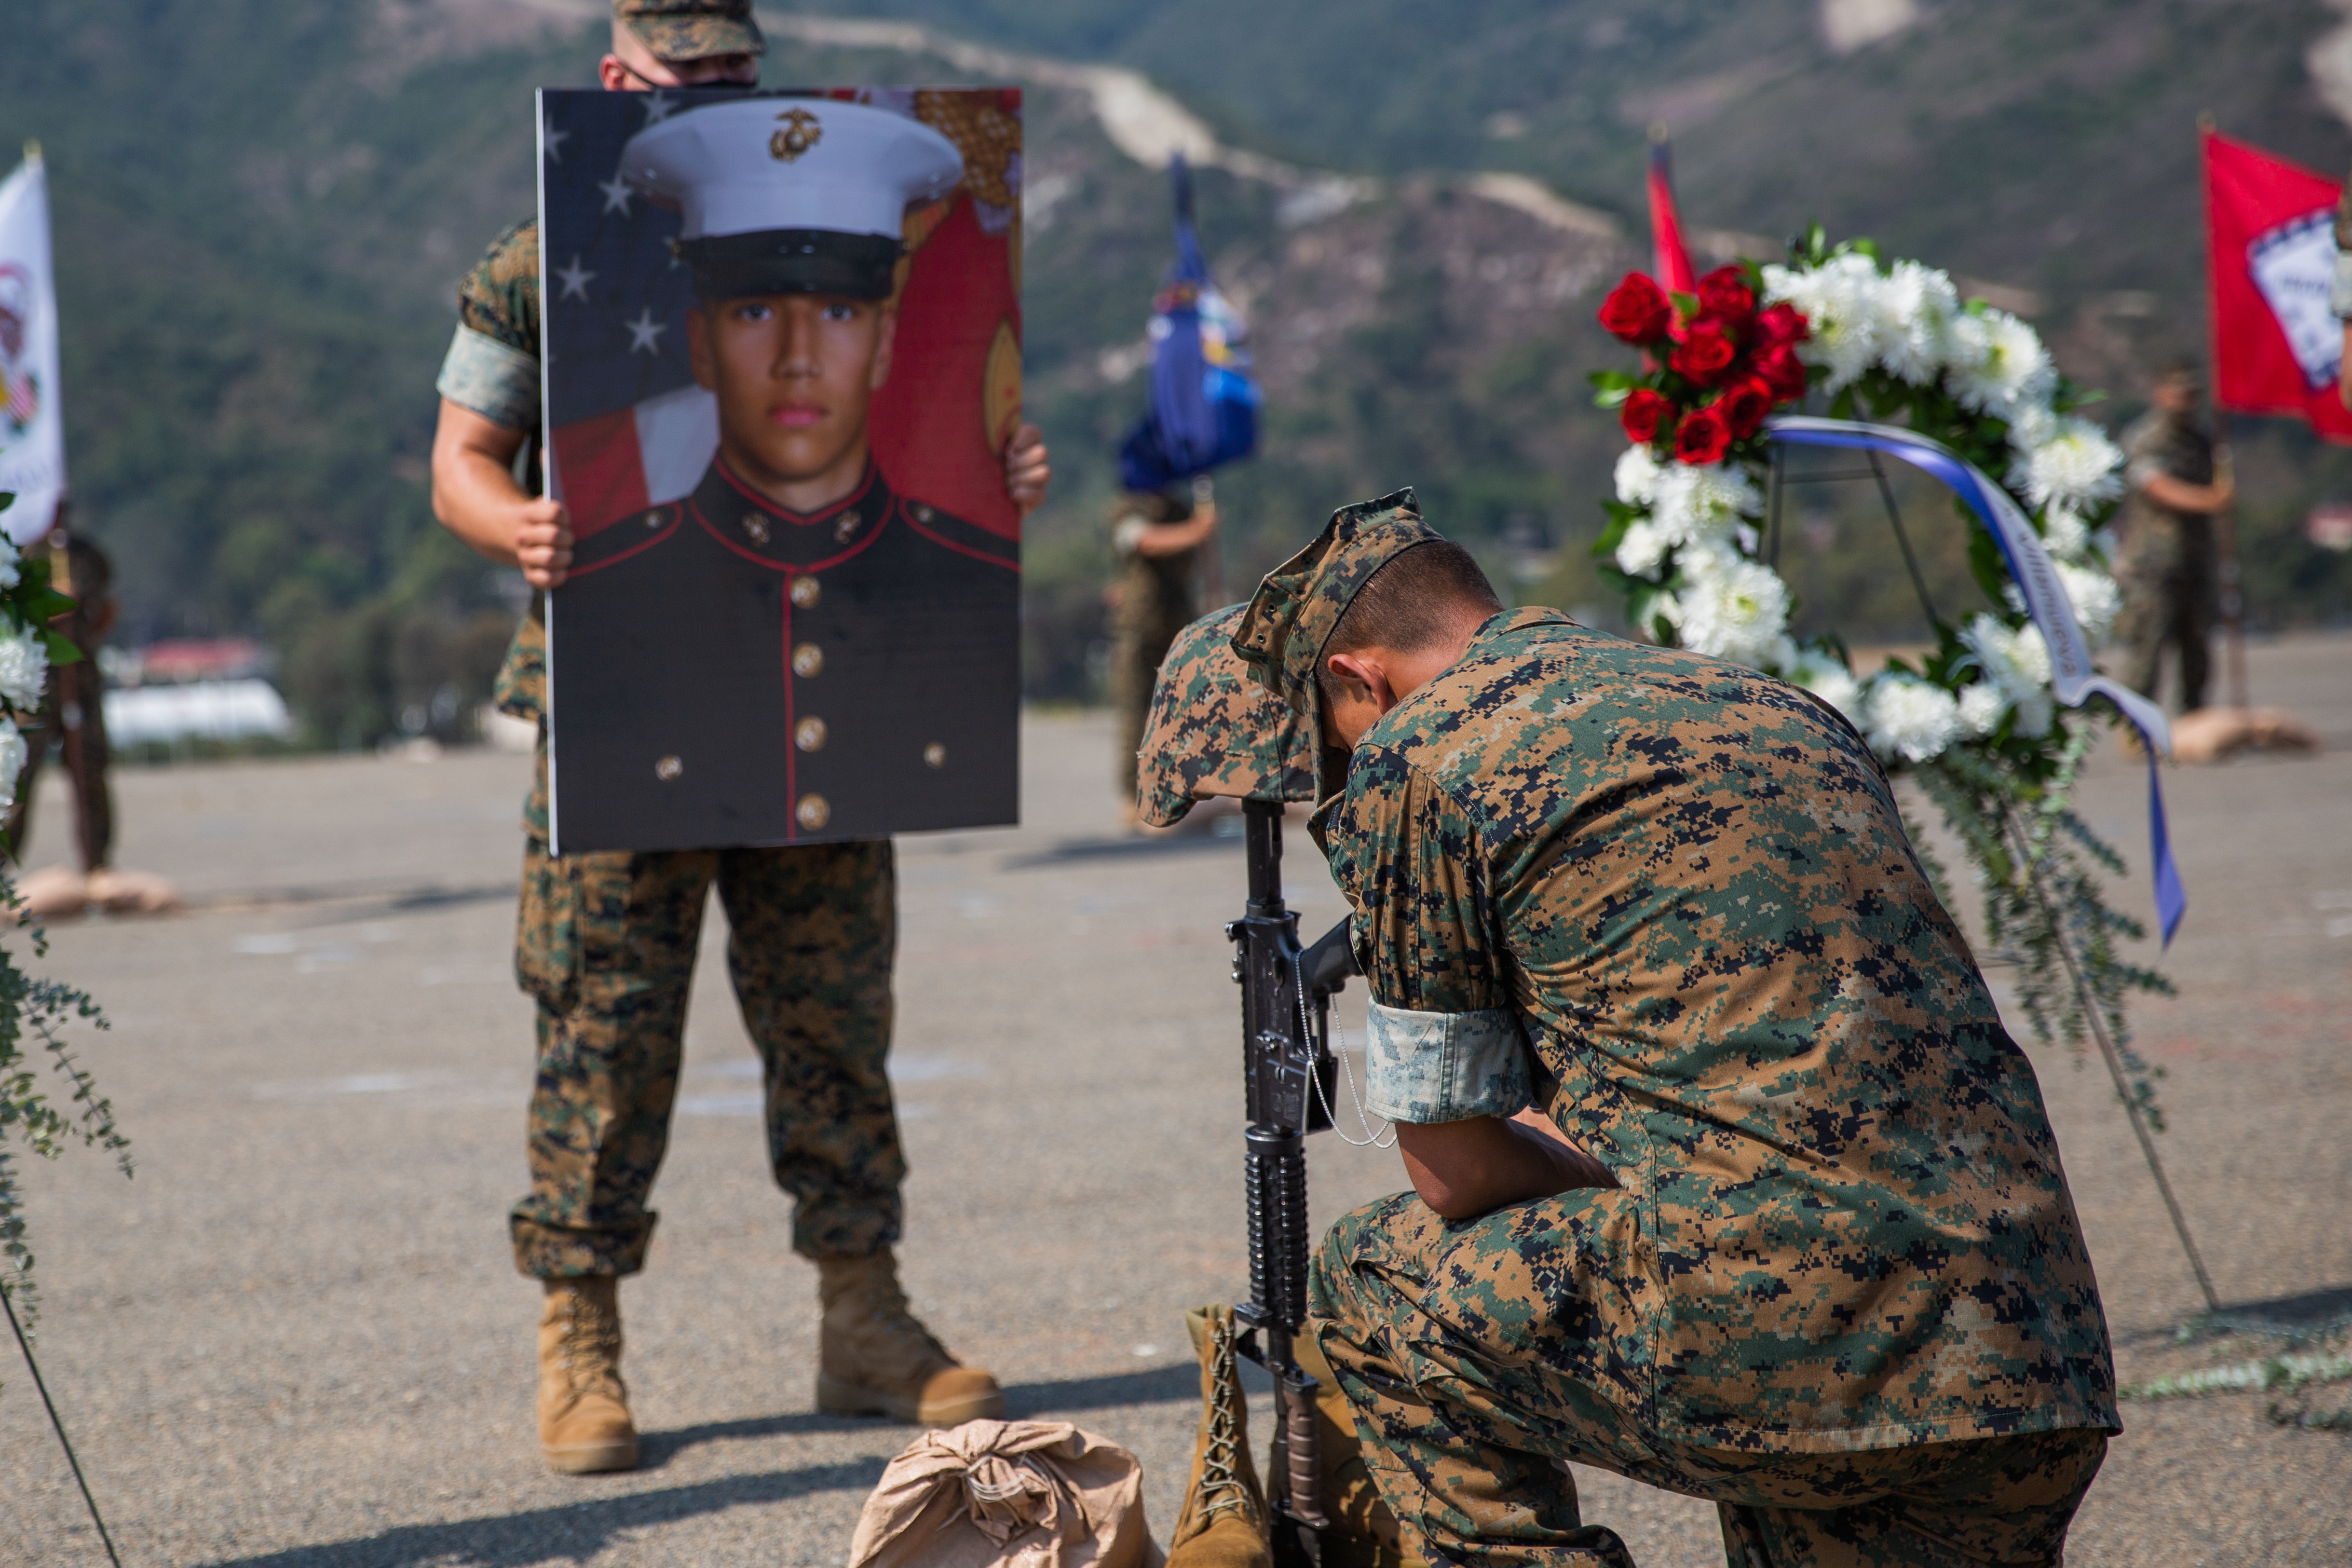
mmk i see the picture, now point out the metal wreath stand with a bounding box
[1764,442,2221,1319]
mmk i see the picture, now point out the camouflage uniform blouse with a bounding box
[1316,607,2117,1453]
[437,218,550,737]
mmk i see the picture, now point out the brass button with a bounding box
[922,742,946,769]
[789,575,821,608]
[911,502,935,523]
[742,513,771,546]
[796,793,831,830]
[834,510,861,543]
[792,643,823,678]
[644,510,663,530]
[654,755,683,780]
[795,717,826,752]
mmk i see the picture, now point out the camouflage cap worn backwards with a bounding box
[1133,606,1318,828]
[616,0,764,60]
[1230,488,1440,790]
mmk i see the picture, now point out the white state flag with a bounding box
[0,150,65,547]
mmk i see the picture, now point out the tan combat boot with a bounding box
[816,1250,1004,1426]
[1166,1304,1271,1568]
[536,1276,638,1474]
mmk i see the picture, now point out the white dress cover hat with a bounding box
[622,97,964,300]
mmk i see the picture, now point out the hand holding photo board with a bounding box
[540,88,1024,854]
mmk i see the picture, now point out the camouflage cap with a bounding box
[1229,488,1440,792]
[1135,607,1321,827]
[616,0,764,60]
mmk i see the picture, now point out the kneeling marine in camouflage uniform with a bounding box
[1146,493,2118,1568]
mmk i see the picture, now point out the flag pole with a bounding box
[2197,112,2252,711]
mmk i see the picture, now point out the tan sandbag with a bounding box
[2168,705,2322,764]
[849,1418,1165,1568]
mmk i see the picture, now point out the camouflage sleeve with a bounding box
[439,217,543,430]
[1330,746,1532,1123]
[456,217,540,357]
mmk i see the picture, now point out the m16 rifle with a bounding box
[1225,797,1357,1568]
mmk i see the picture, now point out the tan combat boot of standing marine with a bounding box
[816,1250,1005,1426]
[537,1276,640,1474]
[1166,1304,1271,1568]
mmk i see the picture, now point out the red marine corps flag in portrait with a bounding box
[537,88,1025,854]
[2203,127,2352,442]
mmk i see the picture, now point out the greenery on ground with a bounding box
[1,0,2349,732]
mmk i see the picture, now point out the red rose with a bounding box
[1597,272,1674,344]
[1715,377,1772,440]
[1753,303,1810,347]
[1674,404,1733,465]
[1620,387,1674,443]
[1695,265,1756,323]
[1668,322,1737,387]
[1754,342,1810,400]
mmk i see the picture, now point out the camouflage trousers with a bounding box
[2113,564,2214,713]
[1309,1195,2108,1568]
[511,833,904,1278]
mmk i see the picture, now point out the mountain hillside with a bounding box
[2,0,2348,738]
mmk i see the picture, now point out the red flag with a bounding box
[2204,128,2352,441]
[1647,132,1696,299]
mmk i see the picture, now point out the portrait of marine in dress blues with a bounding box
[538,87,1026,853]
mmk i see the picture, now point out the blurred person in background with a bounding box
[1108,480,1216,827]
[7,516,177,916]
[2113,361,2232,713]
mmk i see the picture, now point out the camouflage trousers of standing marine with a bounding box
[1308,1194,2109,1568]
[511,830,905,1278]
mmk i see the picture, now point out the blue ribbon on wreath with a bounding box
[1766,415,2187,947]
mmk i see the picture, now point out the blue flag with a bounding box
[1119,156,1260,490]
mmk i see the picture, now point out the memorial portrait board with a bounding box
[538,87,1025,854]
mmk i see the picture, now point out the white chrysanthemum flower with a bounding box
[0,717,21,810]
[1615,519,1669,579]
[1651,462,1763,547]
[2013,416,2125,511]
[1675,557,1791,670]
[1879,260,1959,382]
[2041,505,2091,561]
[1947,309,2055,415]
[1863,676,1963,763]
[1961,614,2054,738]
[0,536,19,592]
[1957,681,2007,737]
[1644,592,1685,637]
[2054,561,2121,648]
[1614,443,1664,506]
[1771,253,1893,392]
[2004,401,2057,455]
[0,628,47,711]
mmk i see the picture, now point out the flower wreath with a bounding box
[1588,230,2176,1131]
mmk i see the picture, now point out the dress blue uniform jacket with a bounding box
[549,456,1020,852]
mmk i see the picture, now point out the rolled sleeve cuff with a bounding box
[2334,250,2352,320]
[1361,1002,1533,1124]
[436,324,541,430]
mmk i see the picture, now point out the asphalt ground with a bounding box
[3,629,2349,1567]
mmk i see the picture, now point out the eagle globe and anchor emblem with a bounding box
[770,107,823,162]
